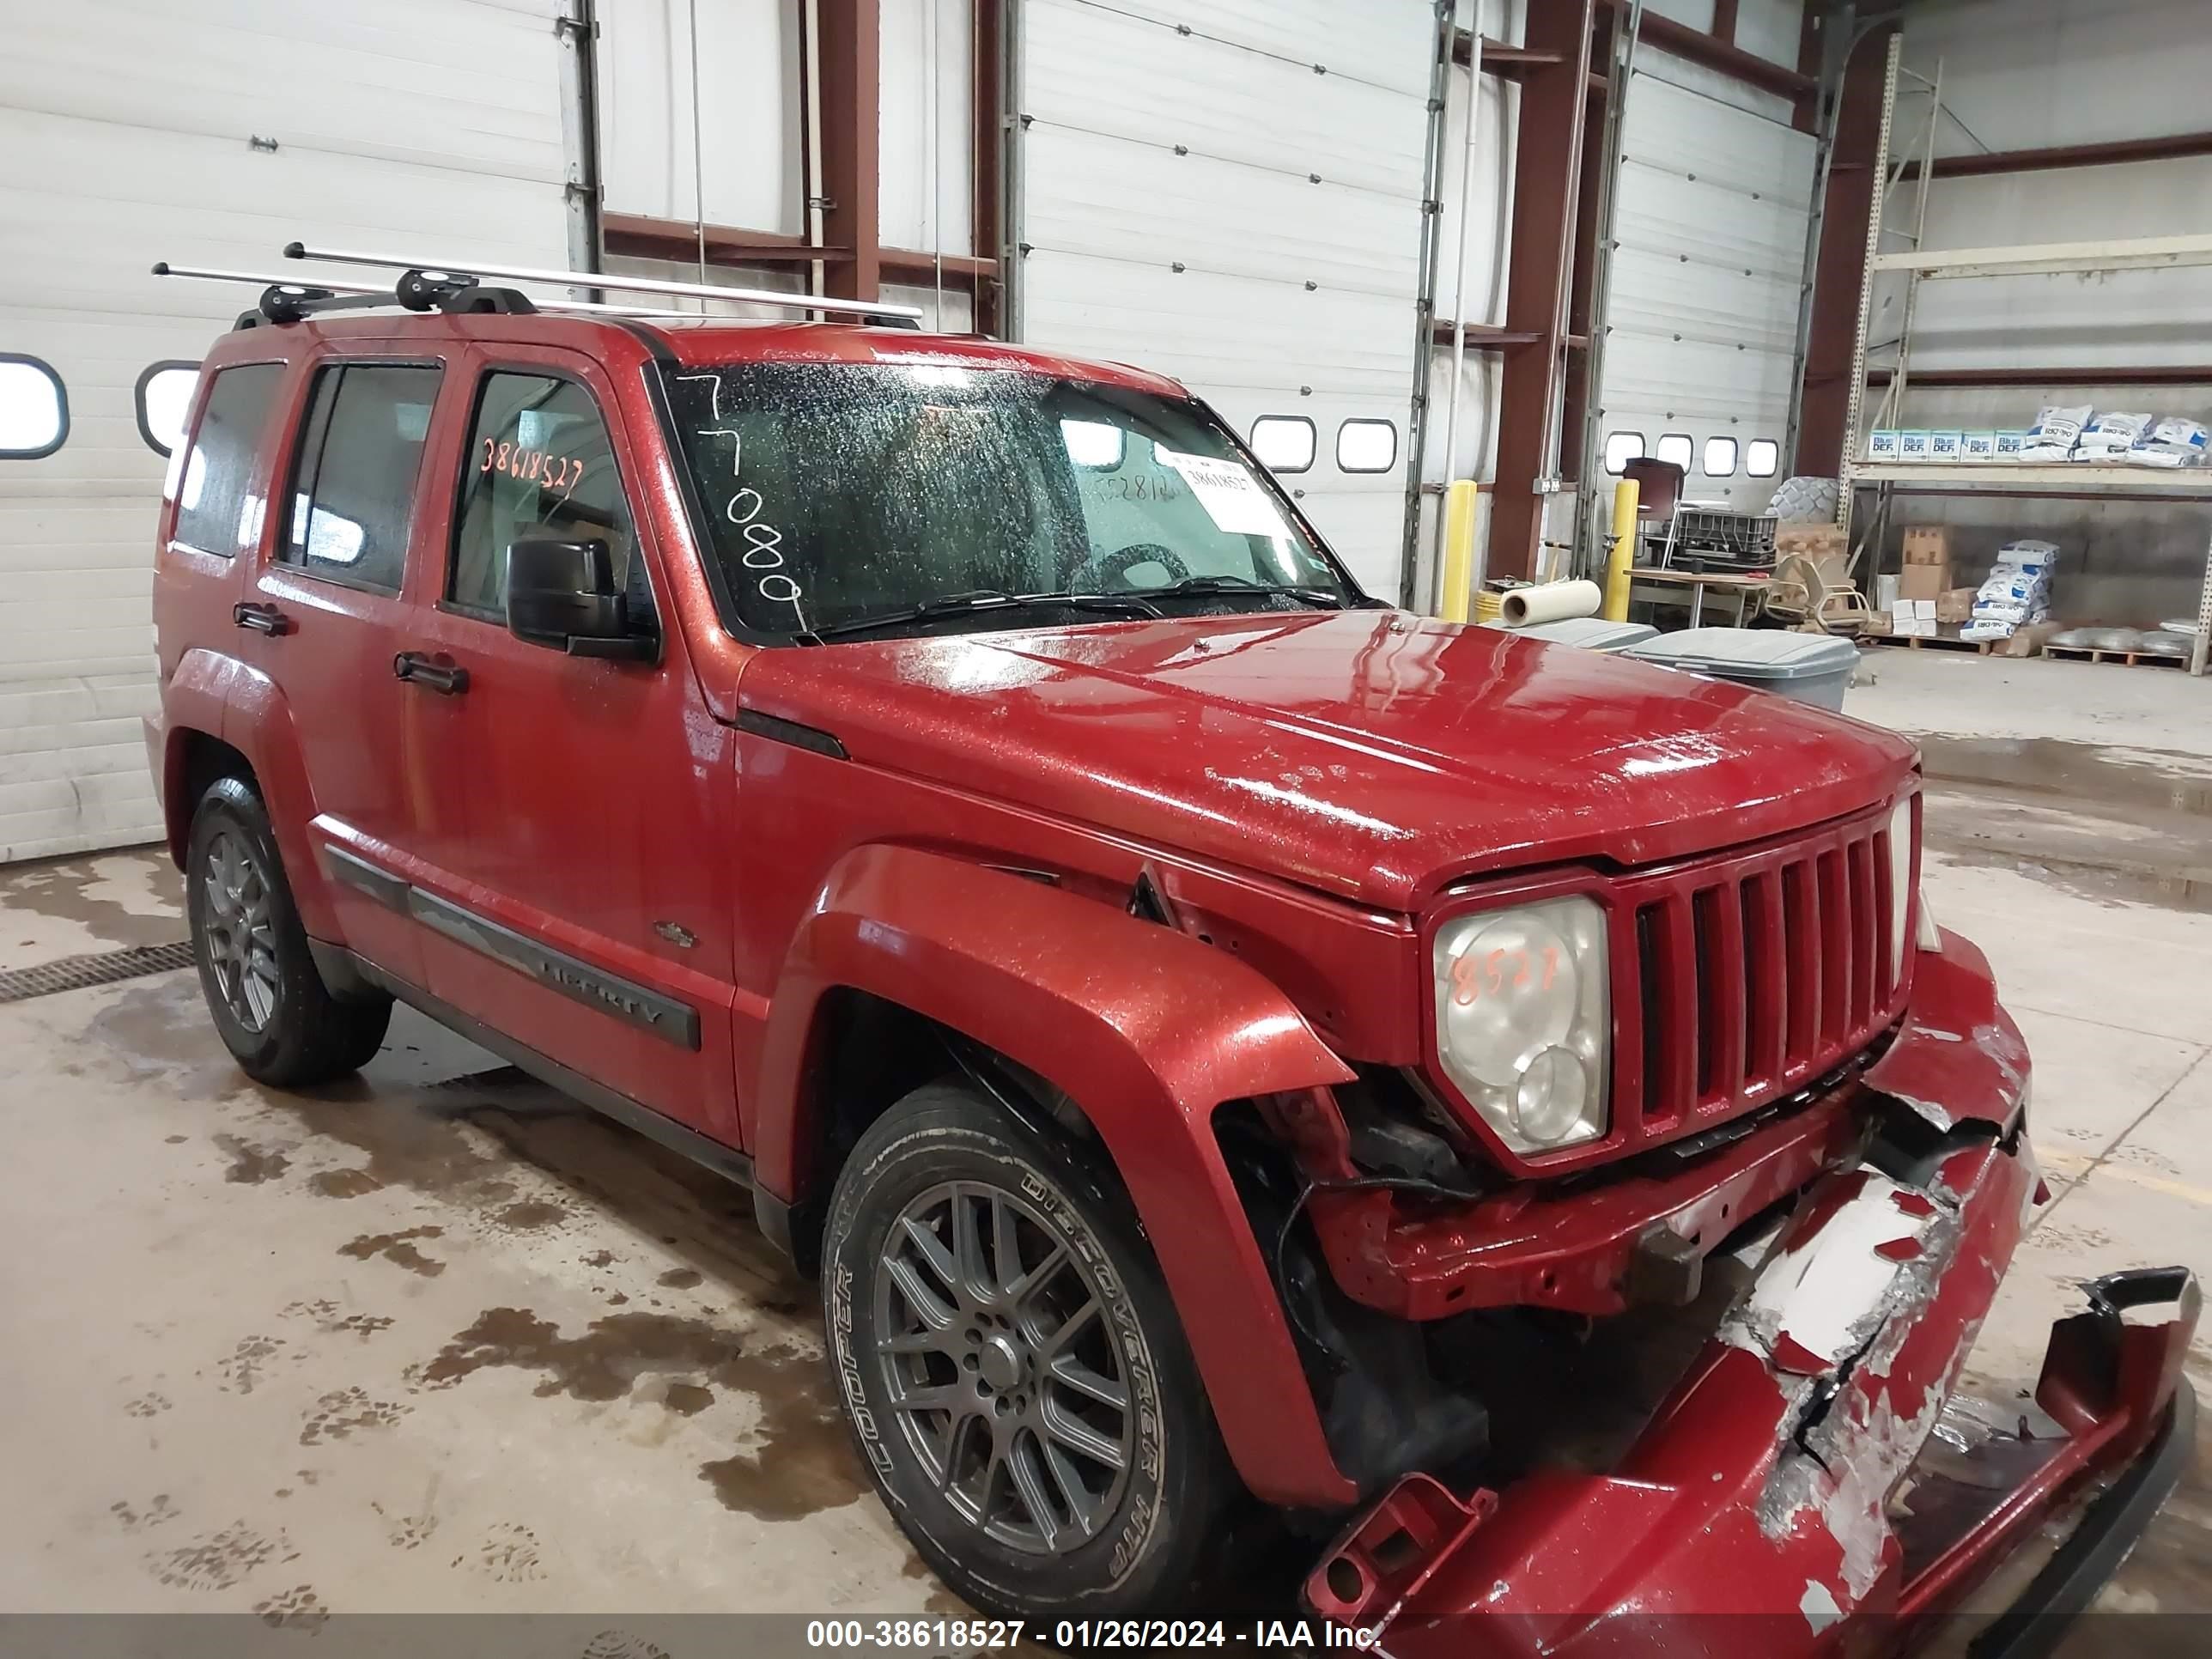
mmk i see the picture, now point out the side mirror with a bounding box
[504,536,654,660]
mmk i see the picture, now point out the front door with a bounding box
[231,355,461,987]
[403,346,742,1146]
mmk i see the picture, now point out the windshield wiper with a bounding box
[811,589,1162,641]
[1142,575,1346,610]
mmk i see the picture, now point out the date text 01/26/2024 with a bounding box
[803,1620,1381,1650]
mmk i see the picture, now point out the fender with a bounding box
[205,658,339,939]
[155,648,239,866]
[755,843,1362,1510]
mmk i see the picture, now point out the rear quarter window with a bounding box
[171,363,284,557]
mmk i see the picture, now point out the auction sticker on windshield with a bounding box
[1158,449,1292,538]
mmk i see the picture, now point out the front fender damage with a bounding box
[1303,935,2197,1656]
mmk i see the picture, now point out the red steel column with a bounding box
[819,0,882,302]
[1487,0,1596,582]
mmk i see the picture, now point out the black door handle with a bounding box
[392,651,469,696]
[233,601,291,635]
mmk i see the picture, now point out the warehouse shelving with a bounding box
[1834,36,2212,678]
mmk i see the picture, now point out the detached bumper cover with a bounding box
[1304,933,2198,1656]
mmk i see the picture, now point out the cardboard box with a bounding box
[1961,431,1998,461]
[1927,430,1965,461]
[1899,563,1949,603]
[1901,527,1951,565]
[1868,429,1902,461]
[1897,431,1933,462]
[1895,617,1937,638]
[1994,430,2029,459]
[1936,587,1977,624]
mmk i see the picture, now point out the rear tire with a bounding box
[185,775,391,1085]
[823,1078,1234,1620]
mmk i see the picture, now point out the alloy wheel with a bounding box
[873,1179,1137,1555]
[199,830,280,1033]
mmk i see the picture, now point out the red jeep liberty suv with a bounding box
[145,264,2194,1653]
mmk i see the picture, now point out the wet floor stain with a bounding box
[299,1387,410,1445]
[217,1334,289,1395]
[458,1520,546,1583]
[492,1198,568,1232]
[656,1267,702,1290]
[252,1583,330,1631]
[307,1166,384,1199]
[110,1494,181,1533]
[212,1133,289,1185]
[84,980,244,1098]
[1917,734,2212,815]
[1917,735,2212,915]
[410,1305,862,1520]
[144,1522,277,1590]
[661,1382,714,1416]
[0,852,185,951]
[339,1226,447,1278]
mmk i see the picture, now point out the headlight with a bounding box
[1887,798,1916,979]
[1431,895,1610,1152]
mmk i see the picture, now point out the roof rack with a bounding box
[283,241,925,327]
[151,262,717,331]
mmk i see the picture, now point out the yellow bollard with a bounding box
[1603,480,1639,622]
[1437,480,1482,622]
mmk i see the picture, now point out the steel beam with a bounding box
[601,213,994,286]
[818,0,881,302]
[1871,231,2212,280]
[1634,9,1813,102]
[1895,130,2212,181]
[1795,21,1896,477]
[973,0,1005,336]
[1487,0,1598,582]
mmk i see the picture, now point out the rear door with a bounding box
[405,343,742,1147]
[230,351,459,985]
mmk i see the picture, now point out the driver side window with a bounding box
[449,371,648,623]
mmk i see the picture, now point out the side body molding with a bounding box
[753,844,1362,1510]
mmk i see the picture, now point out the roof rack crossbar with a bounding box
[150,263,708,325]
[283,241,926,325]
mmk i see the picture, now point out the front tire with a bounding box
[823,1079,1233,1620]
[185,775,391,1085]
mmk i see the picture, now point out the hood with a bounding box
[736,611,1918,911]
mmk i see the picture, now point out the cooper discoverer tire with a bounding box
[823,1077,1233,1621]
[185,775,391,1085]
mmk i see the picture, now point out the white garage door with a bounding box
[1016,0,1435,597]
[1596,50,1816,508]
[0,0,578,862]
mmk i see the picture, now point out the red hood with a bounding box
[736,611,1917,911]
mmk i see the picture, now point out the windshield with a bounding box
[664,362,1363,638]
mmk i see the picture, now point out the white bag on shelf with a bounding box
[2078,410,2153,454]
[2020,404,2092,461]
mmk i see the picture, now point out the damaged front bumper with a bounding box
[1303,933,2199,1656]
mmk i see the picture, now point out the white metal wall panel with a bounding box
[1017,0,1436,596]
[0,0,574,860]
[1597,50,1814,507]
[1869,0,2212,377]
[597,0,799,234]
[881,0,976,256]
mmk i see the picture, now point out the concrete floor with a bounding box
[1,648,2207,1638]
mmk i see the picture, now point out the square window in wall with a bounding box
[1703,436,1739,477]
[0,355,68,459]
[1654,434,1692,470]
[1336,418,1397,473]
[1747,438,1779,477]
[1602,431,1645,475]
[137,362,201,456]
[1249,416,1316,473]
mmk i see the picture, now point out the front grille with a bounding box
[1615,803,1911,1144]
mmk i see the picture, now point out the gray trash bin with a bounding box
[1483,617,1658,652]
[1620,628,1857,712]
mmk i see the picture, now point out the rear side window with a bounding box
[281,363,443,592]
[449,372,638,619]
[172,363,283,557]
